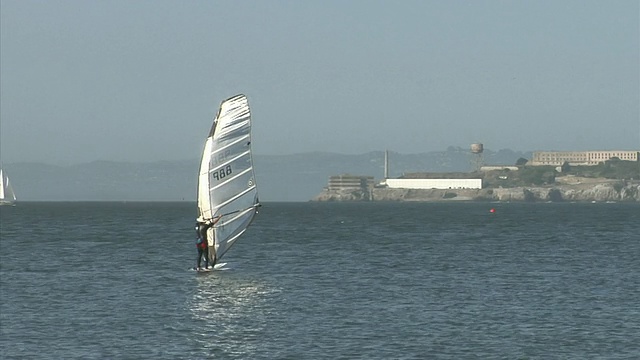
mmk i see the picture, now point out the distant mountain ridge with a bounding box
[3,148,531,202]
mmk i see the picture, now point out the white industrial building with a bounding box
[384,178,482,190]
[380,150,483,189]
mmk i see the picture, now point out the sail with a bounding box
[0,169,17,205]
[196,94,259,261]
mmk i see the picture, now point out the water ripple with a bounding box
[1,202,639,359]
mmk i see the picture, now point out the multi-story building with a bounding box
[530,150,639,166]
[326,174,375,191]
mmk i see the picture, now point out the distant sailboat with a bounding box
[0,169,17,206]
[196,94,260,265]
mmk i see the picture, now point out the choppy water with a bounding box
[1,202,639,359]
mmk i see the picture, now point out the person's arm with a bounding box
[205,215,222,227]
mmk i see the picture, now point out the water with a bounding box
[1,202,639,359]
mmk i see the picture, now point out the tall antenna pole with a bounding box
[384,150,389,179]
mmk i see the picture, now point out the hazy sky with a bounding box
[1,0,638,164]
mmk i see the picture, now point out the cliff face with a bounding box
[312,181,640,202]
[490,183,640,202]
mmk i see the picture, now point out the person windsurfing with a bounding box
[195,215,222,270]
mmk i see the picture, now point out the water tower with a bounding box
[470,143,484,172]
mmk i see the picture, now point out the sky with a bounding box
[1,0,638,165]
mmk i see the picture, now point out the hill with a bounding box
[2,148,530,201]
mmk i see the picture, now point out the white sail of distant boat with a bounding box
[196,94,260,264]
[0,168,17,206]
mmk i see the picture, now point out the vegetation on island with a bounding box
[482,158,639,188]
[564,158,639,180]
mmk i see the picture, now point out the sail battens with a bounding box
[212,184,256,211]
[223,207,256,224]
[208,149,251,174]
[215,120,250,139]
[217,228,248,258]
[211,134,250,157]
[210,167,253,192]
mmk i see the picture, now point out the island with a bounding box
[313,157,640,203]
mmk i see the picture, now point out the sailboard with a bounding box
[192,263,229,273]
[0,168,17,206]
[196,94,260,266]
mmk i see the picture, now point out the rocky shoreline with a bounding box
[312,180,640,202]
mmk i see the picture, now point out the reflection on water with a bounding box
[188,273,282,358]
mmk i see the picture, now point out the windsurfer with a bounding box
[195,215,222,270]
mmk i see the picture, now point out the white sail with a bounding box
[197,94,259,262]
[0,169,17,205]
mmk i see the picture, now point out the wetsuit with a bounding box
[196,222,211,269]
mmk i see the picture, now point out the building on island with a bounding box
[381,172,483,190]
[324,173,483,192]
[380,149,483,189]
[326,174,375,191]
[384,178,482,190]
[322,174,376,201]
[530,150,639,166]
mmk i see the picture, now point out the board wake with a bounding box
[214,262,228,270]
[191,262,228,272]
